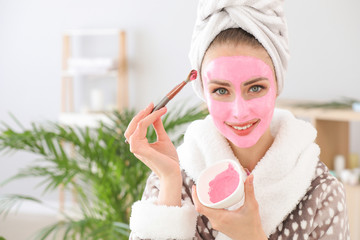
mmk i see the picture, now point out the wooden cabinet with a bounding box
[58,29,128,212]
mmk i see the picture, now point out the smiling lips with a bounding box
[226,119,260,136]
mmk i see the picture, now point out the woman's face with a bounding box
[201,44,277,148]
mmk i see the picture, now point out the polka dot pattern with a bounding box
[269,161,350,240]
[130,161,350,239]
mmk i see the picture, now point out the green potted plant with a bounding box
[0,104,208,240]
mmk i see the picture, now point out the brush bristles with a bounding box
[186,69,197,83]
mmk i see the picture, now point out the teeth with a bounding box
[232,123,253,130]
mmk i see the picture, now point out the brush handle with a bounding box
[151,80,188,113]
[152,96,170,113]
[125,74,193,144]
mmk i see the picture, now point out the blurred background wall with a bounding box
[0,0,359,237]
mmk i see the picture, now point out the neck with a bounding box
[228,128,274,172]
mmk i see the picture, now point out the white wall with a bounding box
[0,0,360,203]
[282,0,360,101]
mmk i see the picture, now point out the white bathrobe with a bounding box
[129,109,349,240]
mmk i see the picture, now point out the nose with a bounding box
[232,96,250,119]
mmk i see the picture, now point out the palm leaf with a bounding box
[0,194,43,218]
[292,97,360,109]
[0,103,208,239]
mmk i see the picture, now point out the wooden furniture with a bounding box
[61,29,128,117]
[59,29,128,213]
[344,183,360,240]
[277,99,360,170]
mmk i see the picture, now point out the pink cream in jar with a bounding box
[208,163,240,203]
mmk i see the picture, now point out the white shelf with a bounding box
[64,29,120,36]
[62,70,118,78]
[59,112,113,128]
[63,57,118,77]
[68,57,118,68]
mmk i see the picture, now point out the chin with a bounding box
[228,135,260,149]
[232,141,258,149]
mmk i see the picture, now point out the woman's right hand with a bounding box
[124,103,182,206]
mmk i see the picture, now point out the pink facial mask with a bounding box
[203,56,276,148]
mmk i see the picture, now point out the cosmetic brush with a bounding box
[151,69,197,112]
[125,70,197,144]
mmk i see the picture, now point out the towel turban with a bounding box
[189,0,290,100]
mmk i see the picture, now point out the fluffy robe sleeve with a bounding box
[129,171,198,239]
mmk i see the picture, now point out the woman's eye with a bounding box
[249,85,264,93]
[214,88,228,95]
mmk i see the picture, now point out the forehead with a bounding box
[204,56,273,83]
[202,43,274,77]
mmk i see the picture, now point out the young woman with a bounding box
[125,1,350,239]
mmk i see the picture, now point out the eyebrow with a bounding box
[208,80,232,87]
[243,77,269,86]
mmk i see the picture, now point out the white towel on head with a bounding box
[189,0,290,101]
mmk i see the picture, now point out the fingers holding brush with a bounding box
[124,103,168,154]
[124,103,179,180]
[124,102,154,142]
[152,110,170,142]
[130,106,168,145]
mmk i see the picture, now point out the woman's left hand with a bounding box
[192,174,267,240]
